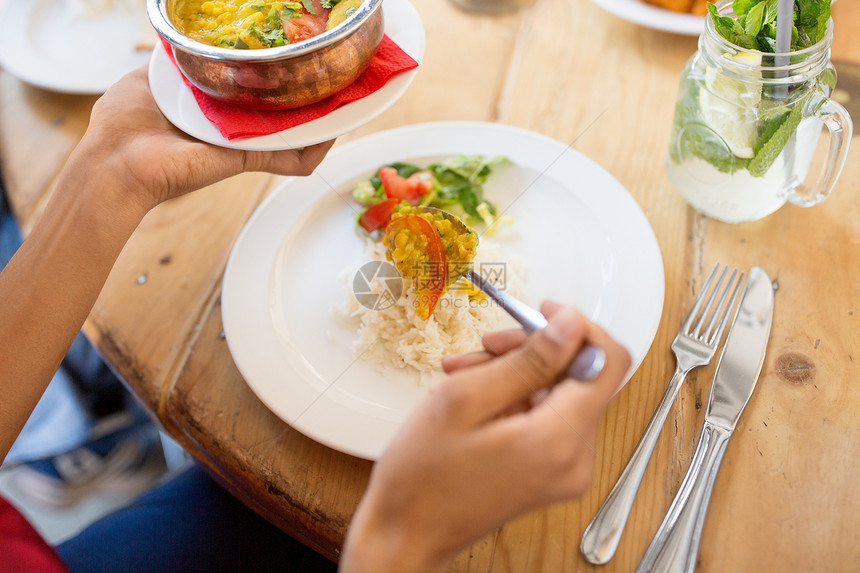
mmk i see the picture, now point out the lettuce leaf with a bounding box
[350,156,507,225]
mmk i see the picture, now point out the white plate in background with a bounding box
[0,0,152,94]
[591,0,704,36]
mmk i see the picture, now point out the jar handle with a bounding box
[787,93,853,207]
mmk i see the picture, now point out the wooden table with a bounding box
[2,0,859,570]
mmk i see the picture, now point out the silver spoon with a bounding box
[412,207,606,381]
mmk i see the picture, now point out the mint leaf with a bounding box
[708,0,831,52]
[709,4,743,42]
[708,3,759,49]
[744,1,766,37]
[748,103,802,177]
[795,0,831,46]
[762,0,778,24]
[733,0,759,15]
[753,107,789,152]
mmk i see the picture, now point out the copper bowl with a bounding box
[147,0,384,110]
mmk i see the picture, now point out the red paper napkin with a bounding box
[162,35,418,140]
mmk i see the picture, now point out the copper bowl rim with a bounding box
[147,0,384,62]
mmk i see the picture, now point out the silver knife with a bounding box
[636,266,774,573]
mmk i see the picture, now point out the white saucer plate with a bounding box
[148,0,425,150]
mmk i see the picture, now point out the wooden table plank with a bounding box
[1,0,858,570]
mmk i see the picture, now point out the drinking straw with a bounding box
[775,0,794,169]
[775,0,793,67]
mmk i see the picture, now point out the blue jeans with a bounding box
[55,464,337,573]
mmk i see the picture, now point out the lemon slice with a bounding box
[699,52,762,159]
[705,52,763,106]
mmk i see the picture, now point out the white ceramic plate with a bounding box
[148,0,424,150]
[0,0,152,94]
[591,0,704,36]
[222,121,665,460]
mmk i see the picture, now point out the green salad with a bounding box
[351,155,509,234]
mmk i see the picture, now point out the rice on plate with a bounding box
[332,155,525,382]
[333,238,524,379]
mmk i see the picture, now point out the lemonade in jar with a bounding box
[666,0,852,223]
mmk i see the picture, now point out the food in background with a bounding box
[643,0,708,15]
[171,0,362,49]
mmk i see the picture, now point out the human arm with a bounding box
[340,301,631,572]
[0,66,334,463]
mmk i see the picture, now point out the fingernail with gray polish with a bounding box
[570,346,606,381]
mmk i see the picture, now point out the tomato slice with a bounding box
[379,167,433,205]
[386,214,447,320]
[284,0,331,43]
[379,167,416,202]
[407,172,434,196]
[358,198,400,233]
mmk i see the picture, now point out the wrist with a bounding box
[60,136,153,233]
[342,498,452,573]
[42,155,148,263]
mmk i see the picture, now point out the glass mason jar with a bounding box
[666,2,852,223]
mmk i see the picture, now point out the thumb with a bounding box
[441,308,587,426]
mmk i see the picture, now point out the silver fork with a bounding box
[580,263,744,565]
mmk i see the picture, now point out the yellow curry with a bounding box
[171,0,363,49]
[383,206,479,319]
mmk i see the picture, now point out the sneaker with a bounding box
[8,422,167,509]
